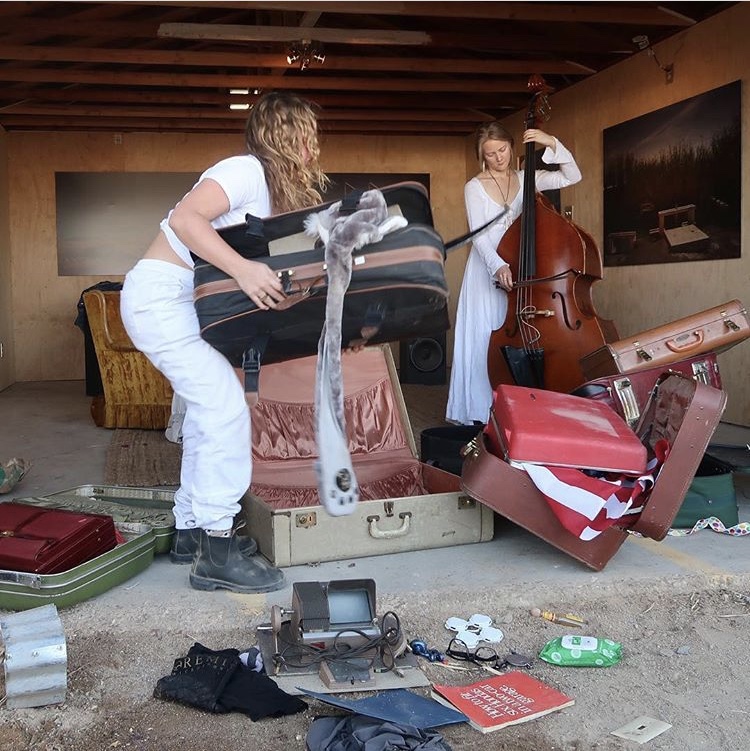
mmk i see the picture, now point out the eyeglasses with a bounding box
[445,637,499,665]
[445,638,535,671]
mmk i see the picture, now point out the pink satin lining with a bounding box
[250,348,428,509]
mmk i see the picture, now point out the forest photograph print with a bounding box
[603,80,741,267]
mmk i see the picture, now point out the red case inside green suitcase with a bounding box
[0,502,118,574]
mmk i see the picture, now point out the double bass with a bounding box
[487,75,618,394]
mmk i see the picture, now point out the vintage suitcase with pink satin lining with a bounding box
[242,345,493,567]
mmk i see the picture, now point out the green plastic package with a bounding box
[539,635,622,667]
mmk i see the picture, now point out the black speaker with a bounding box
[399,333,447,385]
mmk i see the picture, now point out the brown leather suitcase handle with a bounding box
[665,329,704,353]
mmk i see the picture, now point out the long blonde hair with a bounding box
[245,91,328,213]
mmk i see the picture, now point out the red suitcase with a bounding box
[579,299,749,380]
[0,502,118,574]
[484,384,647,474]
[572,352,722,428]
[461,373,727,570]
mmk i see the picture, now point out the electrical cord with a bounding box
[274,610,404,674]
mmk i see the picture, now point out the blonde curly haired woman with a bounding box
[121,92,327,593]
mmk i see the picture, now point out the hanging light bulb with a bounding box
[286,42,301,65]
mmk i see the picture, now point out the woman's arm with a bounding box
[168,179,284,307]
[464,179,508,279]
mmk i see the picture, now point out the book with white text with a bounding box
[431,671,574,734]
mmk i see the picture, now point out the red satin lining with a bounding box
[250,348,425,509]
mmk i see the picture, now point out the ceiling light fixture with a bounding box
[286,40,325,70]
[632,35,673,84]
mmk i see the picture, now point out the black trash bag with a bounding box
[306,715,453,751]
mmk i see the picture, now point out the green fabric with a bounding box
[673,471,738,528]
[0,458,31,494]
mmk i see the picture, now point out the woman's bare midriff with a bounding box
[142,231,192,270]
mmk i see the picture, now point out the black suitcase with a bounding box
[193,182,449,380]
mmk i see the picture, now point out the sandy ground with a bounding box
[2,570,750,751]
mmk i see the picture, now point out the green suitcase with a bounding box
[672,454,738,528]
[0,485,175,611]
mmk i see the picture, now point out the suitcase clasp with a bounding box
[634,341,653,362]
[723,316,740,332]
[295,512,317,529]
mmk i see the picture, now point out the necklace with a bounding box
[486,169,512,209]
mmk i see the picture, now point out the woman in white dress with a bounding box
[446,122,582,426]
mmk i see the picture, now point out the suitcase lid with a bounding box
[630,372,727,538]
[9,486,175,538]
[487,384,648,473]
[252,345,417,467]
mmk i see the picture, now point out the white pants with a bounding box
[120,259,251,531]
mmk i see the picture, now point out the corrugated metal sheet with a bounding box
[0,604,67,708]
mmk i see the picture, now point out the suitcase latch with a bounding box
[457,495,477,510]
[723,316,740,332]
[691,360,711,384]
[633,341,653,362]
[295,512,317,529]
[613,377,640,427]
[0,530,14,537]
[460,438,480,459]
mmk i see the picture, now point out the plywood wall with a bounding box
[4,130,469,386]
[0,129,12,391]
[501,3,750,424]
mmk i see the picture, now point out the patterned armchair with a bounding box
[83,290,173,429]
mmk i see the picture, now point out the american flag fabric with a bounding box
[512,440,668,541]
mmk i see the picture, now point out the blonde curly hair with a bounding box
[245,91,328,214]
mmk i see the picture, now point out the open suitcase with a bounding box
[460,372,726,570]
[573,352,722,427]
[242,345,494,567]
[579,299,749,380]
[194,182,450,385]
[0,486,175,611]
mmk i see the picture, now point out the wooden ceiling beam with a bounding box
[0,86,523,111]
[0,67,533,93]
[0,17,629,55]
[128,2,697,26]
[0,114,475,134]
[0,44,595,76]
[0,102,487,123]
[158,22,432,45]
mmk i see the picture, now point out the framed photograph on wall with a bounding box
[602,79,741,267]
[55,172,430,276]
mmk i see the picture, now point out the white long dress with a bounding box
[446,140,582,426]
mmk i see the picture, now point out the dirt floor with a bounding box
[2,575,750,751]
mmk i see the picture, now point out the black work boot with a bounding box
[189,530,286,594]
[170,519,258,564]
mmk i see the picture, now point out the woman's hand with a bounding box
[522,129,556,151]
[233,257,285,310]
[494,263,513,292]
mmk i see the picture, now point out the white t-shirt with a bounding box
[160,154,272,267]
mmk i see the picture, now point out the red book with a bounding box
[431,671,574,734]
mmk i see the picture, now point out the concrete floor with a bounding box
[1,378,749,611]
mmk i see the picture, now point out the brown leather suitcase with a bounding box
[579,299,749,380]
[572,352,722,427]
[460,372,727,570]
[0,502,118,575]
